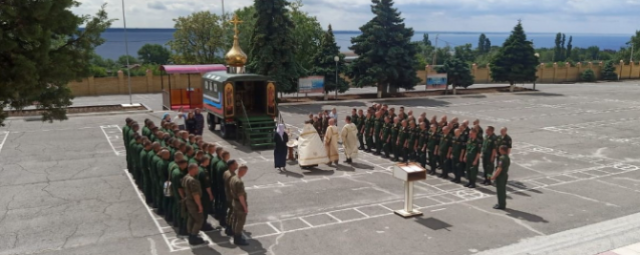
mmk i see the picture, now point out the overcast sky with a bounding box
[73,0,640,34]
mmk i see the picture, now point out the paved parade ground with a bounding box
[3,81,640,255]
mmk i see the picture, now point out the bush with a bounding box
[580,69,596,82]
[89,65,108,77]
[601,61,618,81]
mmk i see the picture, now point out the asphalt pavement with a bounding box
[2,81,640,255]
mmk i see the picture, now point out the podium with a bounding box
[392,163,427,218]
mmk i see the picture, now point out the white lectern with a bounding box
[392,163,427,218]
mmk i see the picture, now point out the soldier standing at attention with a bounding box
[148,142,162,207]
[364,111,375,152]
[156,149,171,217]
[426,124,439,175]
[405,120,417,162]
[172,158,189,236]
[463,129,482,188]
[396,120,409,162]
[473,119,483,139]
[458,122,469,178]
[197,156,214,231]
[491,146,511,210]
[497,127,513,156]
[389,117,400,161]
[388,108,397,121]
[123,118,133,171]
[482,126,498,185]
[182,163,208,245]
[230,165,249,246]
[356,109,366,150]
[450,129,463,183]
[129,135,143,188]
[437,126,452,179]
[417,121,429,168]
[139,139,153,204]
[350,109,359,131]
[381,116,392,158]
[223,160,239,236]
[374,111,384,155]
[214,151,231,227]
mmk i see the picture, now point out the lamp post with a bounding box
[334,56,339,100]
[121,0,133,105]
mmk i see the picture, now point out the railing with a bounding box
[240,99,251,145]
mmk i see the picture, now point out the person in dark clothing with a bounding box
[273,124,289,171]
[194,108,205,135]
[185,111,197,134]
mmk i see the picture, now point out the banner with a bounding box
[426,74,447,89]
[299,76,325,93]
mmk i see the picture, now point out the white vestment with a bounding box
[298,124,328,166]
[341,123,359,159]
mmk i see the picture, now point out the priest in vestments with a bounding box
[324,118,340,165]
[340,116,359,164]
[298,122,327,167]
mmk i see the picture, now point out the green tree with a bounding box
[454,43,474,63]
[289,0,324,74]
[580,69,596,82]
[231,6,257,52]
[423,34,432,47]
[168,11,226,64]
[490,22,539,91]
[483,37,492,54]
[566,36,573,59]
[477,34,487,54]
[438,57,474,93]
[554,32,564,62]
[117,55,139,66]
[248,0,302,93]
[0,2,114,126]
[347,0,420,97]
[311,25,349,94]
[601,61,618,80]
[137,44,171,64]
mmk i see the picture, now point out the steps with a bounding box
[237,115,275,148]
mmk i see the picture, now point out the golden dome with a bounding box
[225,15,247,67]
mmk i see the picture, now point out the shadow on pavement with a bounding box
[303,169,335,176]
[196,231,267,254]
[514,92,565,97]
[505,208,549,223]
[277,169,304,178]
[349,162,375,170]
[336,164,356,172]
[414,217,453,231]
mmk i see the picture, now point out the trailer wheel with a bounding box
[220,123,235,139]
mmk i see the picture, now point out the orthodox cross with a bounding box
[229,14,243,36]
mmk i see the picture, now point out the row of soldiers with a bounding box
[347,104,513,207]
[121,117,249,246]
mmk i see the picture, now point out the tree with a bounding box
[0,2,114,126]
[601,61,618,80]
[311,25,349,94]
[423,34,432,47]
[580,69,596,82]
[117,55,139,66]
[289,0,324,74]
[168,11,226,64]
[248,0,302,93]
[231,6,257,52]
[454,43,474,63]
[490,22,539,91]
[137,44,171,65]
[438,57,474,94]
[554,33,564,62]
[566,36,573,59]
[477,34,487,54]
[483,38,492,54]
[347,0,420,97]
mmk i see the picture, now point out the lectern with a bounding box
[393,163,427,218]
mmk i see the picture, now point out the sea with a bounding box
[96,28,634,60]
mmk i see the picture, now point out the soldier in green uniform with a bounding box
[417,121,429,168]
[126,122,140,173]
[458,122,469,178]
[405,120,418,162]
[133,135,146,188]
[482,126,498,185]
[389,117,400,161]
[374,112,384,155]
[464,129,482,188]
[230,165,249,246]
[437,126,452,179]
[142,119,151,139]
[210,147,223,218]
[350,109,359,129]
[364,112,375,152]
[426,124,440,175]
[222,160,239,236]
[139,139,153,204]
[473,120,483,140]
[197,155,214,231]
[171,158,188,236]
[182,163,207,245]
[381,116,392,158]
[388,108,397,121]
[147,142,162,207]
[356,109,366,150]
[496,127,513,158]
[491,146,511,210]
[396,120,409,162]
[123,118,133,171]
[214,151,231,227]
[450,129,464,183]
[155,149,171,216]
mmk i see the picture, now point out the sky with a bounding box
[72,0,640,34]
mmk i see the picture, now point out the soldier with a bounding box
[171,157,189,236]
[122,118,133,166]
[398,107,405,120]
[388,108,397,121]
[491,146,511,210]
[126,122,140,173]
[405,120,417,162]
[156,149,171,218]
[381,116,392,158]
[222,160,239,236]
[417,121,428,168]
[426,124,440,175]
[473,119,483,139]
[308,113,315,125]
[482,126,498,185]
[142,119,151,139]
[396,120,409,162]
[185,145,195,163]
[147,142,162,207]
[313,115,322,135]
[129,134,143,187]
[496,127,513,156]
[364,111,374,152]
[374,111,383,155]
[322,110,330,137]
[356,109,366,150]
[350,109,358,129]
[230,164,249,246]
[450,129,464,183]
[191,150,204,165]
[210,146,223,217]
[464,129,482,188]
[197,155,214,231]
[458,122,469,178]
[139,139,153,202]
[390,117,401,161]
[436,126,452,179]
[214,151,231,227]
[182,163,208,245]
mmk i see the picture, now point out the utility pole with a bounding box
[431,34,439,66]
[121,0,132,105]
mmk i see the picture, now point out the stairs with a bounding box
[237,115,275,148]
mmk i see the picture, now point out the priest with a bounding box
[324,118,340,165]
[340,116,359,164]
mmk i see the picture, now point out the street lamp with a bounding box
[334,56,339,100]
[121,0,133,105]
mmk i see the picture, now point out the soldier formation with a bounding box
[121,117,249,247]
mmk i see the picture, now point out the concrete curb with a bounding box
[5,103,154,121]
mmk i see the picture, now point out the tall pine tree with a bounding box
[490,21,539,92]
[311,25,349,94]
[247,0,302,93]
[347,0,420,97]
[477,34,487,54]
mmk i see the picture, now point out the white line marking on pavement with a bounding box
[431,208,447,212]
[101,125,125,156]
[266,222,282,234]
[0,131,9,155]
[326,213,343,223]
[299,217,314,227]
[148,237,158,255]
[122,169,174,252]
[541,187,620,207]
[465,203,545,236]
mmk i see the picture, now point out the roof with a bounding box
[202,71,271,82]
[159,64,227,74]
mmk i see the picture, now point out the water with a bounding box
[96,28,633,60]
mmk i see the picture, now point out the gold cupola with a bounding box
[225,14,247,71]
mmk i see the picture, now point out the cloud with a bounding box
[70,0,640,34]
